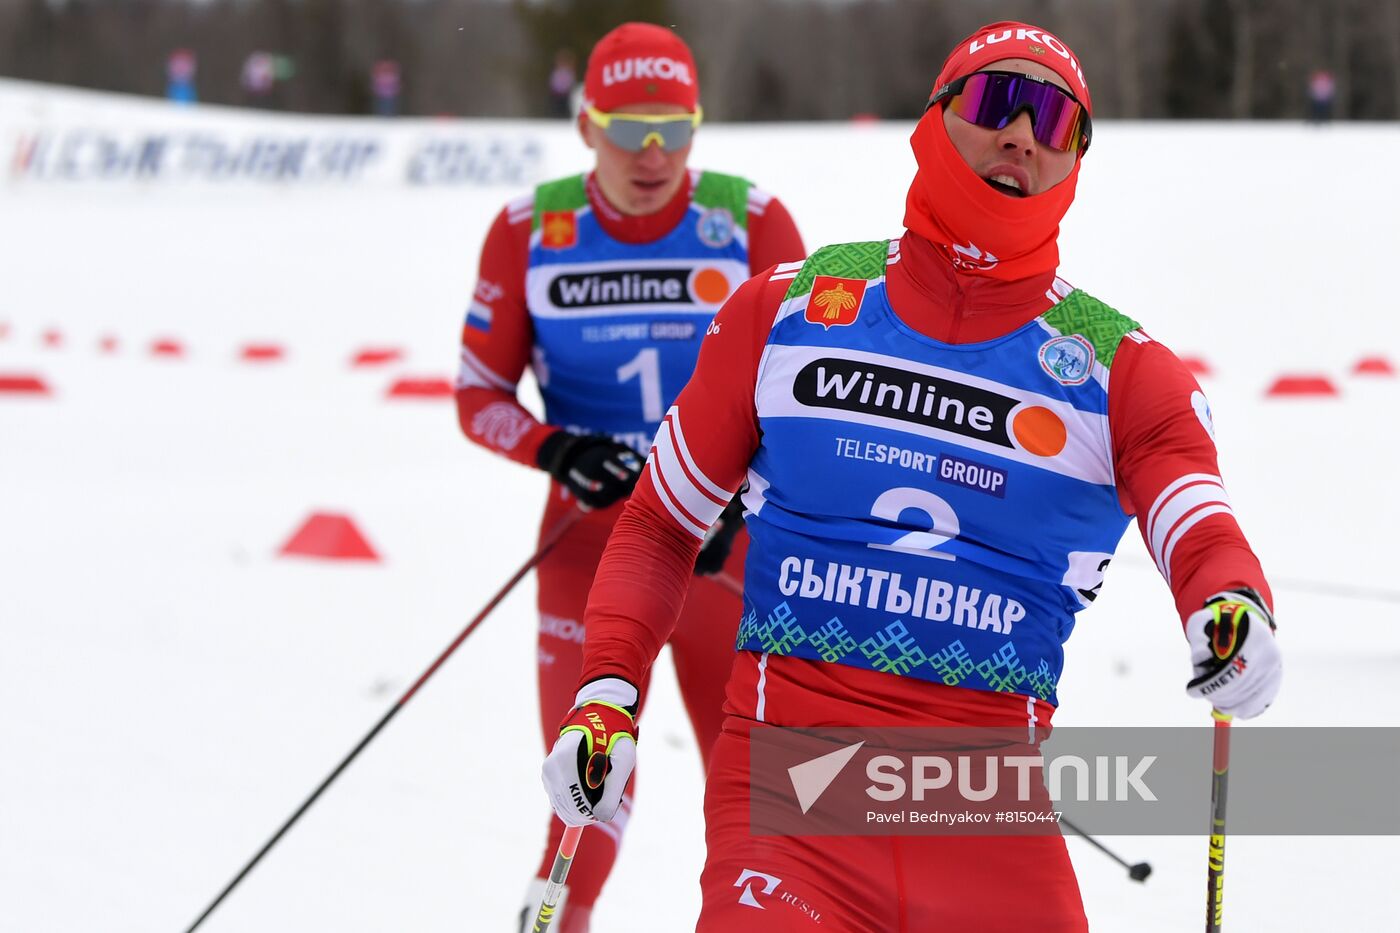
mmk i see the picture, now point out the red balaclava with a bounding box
[582,23,700,113]
[904,22,1093,281]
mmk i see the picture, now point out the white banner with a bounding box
[1,78,552,187]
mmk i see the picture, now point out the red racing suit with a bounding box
[575,230,1272,931]
[455,170,804,925]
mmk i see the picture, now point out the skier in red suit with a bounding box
[542,21,1281,931]
[455,23,804,932]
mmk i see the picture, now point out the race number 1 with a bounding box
[616,347,663,423]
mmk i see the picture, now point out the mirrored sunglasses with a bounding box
[585,105,703,152]
[928,71,1091,153]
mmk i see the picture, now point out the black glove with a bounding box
[536,430,643,510]
[695,493,745,576]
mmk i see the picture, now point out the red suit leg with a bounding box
[696,717,1088,932]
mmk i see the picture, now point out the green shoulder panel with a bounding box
[783,240,890,302]
[691,171,753,230]
[1042,290,1142,369]
[531,174,588,231]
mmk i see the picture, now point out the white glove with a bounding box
[1185,589,1281,719]
[541,677,639,826]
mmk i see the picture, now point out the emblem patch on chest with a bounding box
[804,276,867,330]
[541,211,577,250]
[696,207,736,248]
[1038,335,1095,386]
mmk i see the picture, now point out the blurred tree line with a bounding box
[1,0,1397,119]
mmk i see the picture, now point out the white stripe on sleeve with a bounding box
[1160,504,1236,586]
[455,345,517,392]
[651,418,727,533]
[664,407,734,505]
[506,193,534,223]
[646,463,709,539]
[1145,473,1234,580]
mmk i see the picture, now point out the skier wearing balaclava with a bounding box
[540,21,1281,930]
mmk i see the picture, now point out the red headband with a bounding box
[583,23,699,112]
[933,21,1092,115]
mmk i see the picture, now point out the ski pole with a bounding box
[708,569,743,597]
[182,508,583,933]
[530,824,585,932]
[1205,709,1232,932]
[1059,815,1152,881]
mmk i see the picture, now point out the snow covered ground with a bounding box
[1,82,1398,931]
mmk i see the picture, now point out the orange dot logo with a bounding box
[691,267,732,305]
[1012,406,1067,457]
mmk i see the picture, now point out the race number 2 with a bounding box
[868,487,960,561]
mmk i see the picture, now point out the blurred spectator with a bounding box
[1307,69,1335,123]
[166,48,197,105]
[242,51,296,110]
[547,48,577,118]
[241,51,276,107]
[371,60,402,116]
